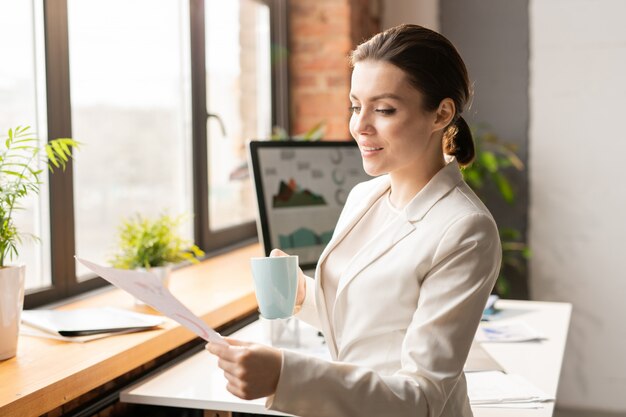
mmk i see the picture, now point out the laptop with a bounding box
[248,140,370,275]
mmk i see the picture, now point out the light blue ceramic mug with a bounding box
[250,255,298,319]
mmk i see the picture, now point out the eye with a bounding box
[349,106,361,114]
[375,108,396,115]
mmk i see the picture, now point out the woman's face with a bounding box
[349,60,442,179]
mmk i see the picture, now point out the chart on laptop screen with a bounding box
[249,141,371,270]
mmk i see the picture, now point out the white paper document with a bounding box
[20,323,152,343]
[21,307,164,337]
[475,320,544,343]
[75,257,226,345]
[466,371,554,405]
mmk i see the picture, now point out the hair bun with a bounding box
[444,116,475,166]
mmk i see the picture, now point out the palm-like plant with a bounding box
[0,126,78,266]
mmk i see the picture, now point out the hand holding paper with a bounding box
[75,257,226,345]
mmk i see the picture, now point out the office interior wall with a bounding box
[380,0,439,31]
[529,0,626,412]
[440,0,530,298]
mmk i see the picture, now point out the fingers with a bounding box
[211,345,245,377]
[225,382,246,399]
[224,337,252,346]
[222,371,246,399]
[207,338,250,348]
[270,248,289,257]
[207,340,281,400]
[217,358,240,377]
[206,342,242,362]
[222,367,257,401]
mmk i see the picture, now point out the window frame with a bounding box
[24,0,288,308]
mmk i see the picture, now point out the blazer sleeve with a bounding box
[267,212,502,417]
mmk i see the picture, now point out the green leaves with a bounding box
[494,172,514,204]
[0,125,78,266]
[463,126,528,297]
[479,151,498,173]
[109,213,205,270]
[462,127,524,205]
[45,138,78,170]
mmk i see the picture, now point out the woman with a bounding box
[208,24,502,417]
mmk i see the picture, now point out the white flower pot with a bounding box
[0,265,26,360]
[133,265,172,306]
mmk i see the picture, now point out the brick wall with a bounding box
[289,0,380,139]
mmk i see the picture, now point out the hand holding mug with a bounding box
[269,248,306,308]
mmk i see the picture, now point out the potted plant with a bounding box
[463,124,531,297]
[109,213,205,302]
[0,125,77,359]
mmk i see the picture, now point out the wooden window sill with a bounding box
[0,243,262,417]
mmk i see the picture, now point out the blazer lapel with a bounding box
[335,215,415,297]
[316,176,392,270]
[334,160,464,303]
[314,176,391,356]
[403,160,464,222]
[316,160,464,355]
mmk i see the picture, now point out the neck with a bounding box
[388,154,446,209]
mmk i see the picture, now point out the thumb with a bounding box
[205,341,229,355]
[225,337,253,347]
[270,248,289,257]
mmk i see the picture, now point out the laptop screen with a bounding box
[248,140,371,272]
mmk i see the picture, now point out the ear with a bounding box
[433,98,456,132]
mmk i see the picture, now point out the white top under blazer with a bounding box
[321,188,399,323]
[267,160,502,417]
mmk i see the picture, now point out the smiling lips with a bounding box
[360,145,383,156]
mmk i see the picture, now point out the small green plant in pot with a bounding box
[0,125,78,360]
[109,213,204,303]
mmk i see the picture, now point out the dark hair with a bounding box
[350,24,475,166]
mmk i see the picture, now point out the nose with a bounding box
[350,110,374,138]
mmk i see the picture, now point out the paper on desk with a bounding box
[75,257,226,345]
[466,371,554,405]
[473,402,548,409]
[476,320,544,343]
[20,323,143,343]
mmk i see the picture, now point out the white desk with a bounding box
[121,300,571,416]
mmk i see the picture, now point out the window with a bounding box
[0,0,289,308]
[68,0,194,277]
[206,0,272,231]
[0,0,51,291]
[192,0,287,253]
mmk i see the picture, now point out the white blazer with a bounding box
[267,161,502,417]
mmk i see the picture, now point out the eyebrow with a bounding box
[349,93,403,102]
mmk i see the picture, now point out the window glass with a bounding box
[206,0,272,230]
[0,0,51,290]
[68,0,193,277]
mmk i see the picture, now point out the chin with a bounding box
[362,163,386,177]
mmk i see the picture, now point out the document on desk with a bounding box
[75,257,226,345]
[475,320,544,343]
[466,371,553,406]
